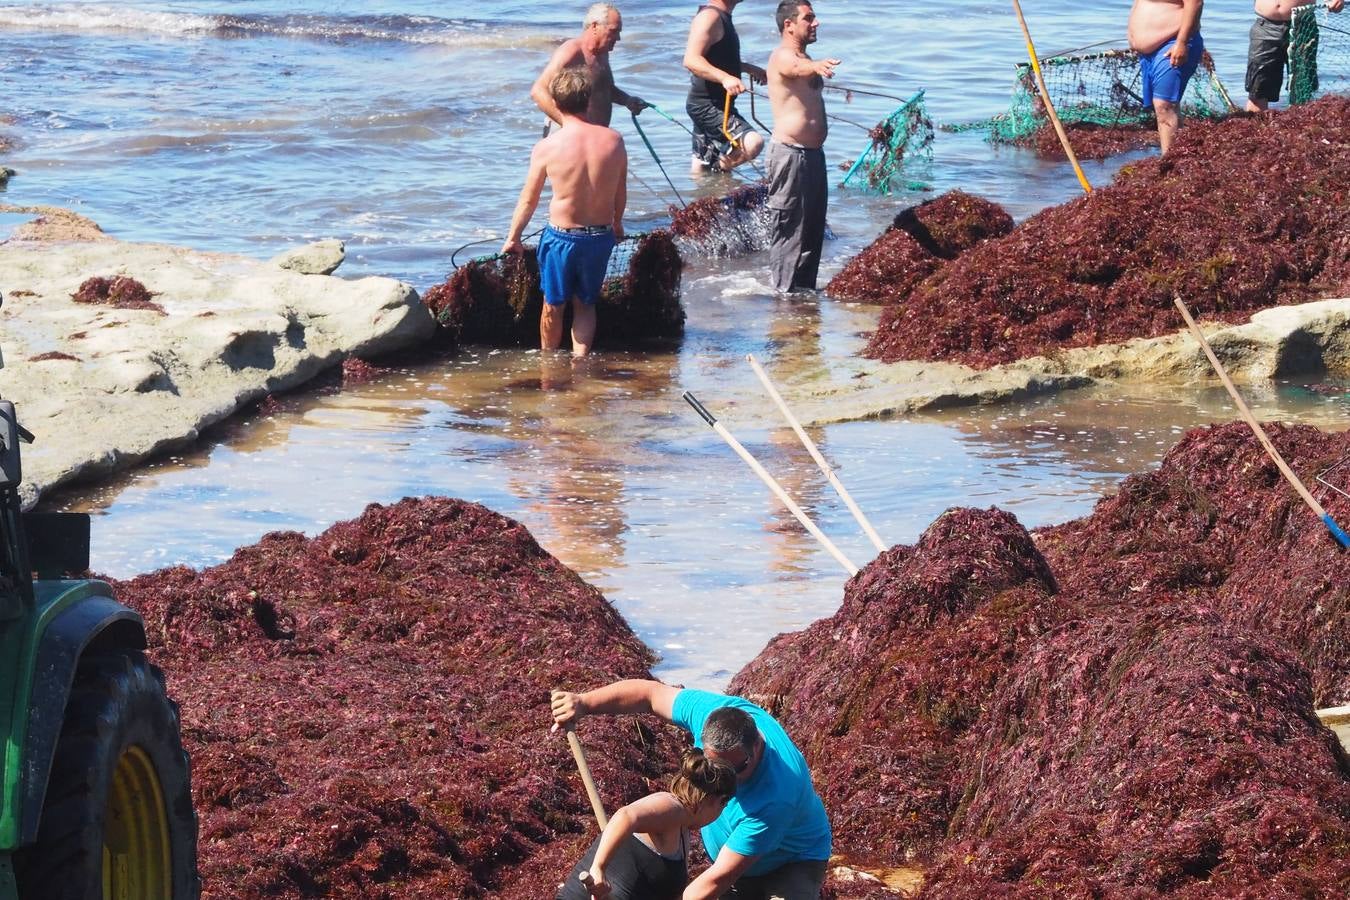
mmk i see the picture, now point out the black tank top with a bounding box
[687,5,741,107]
[555,832,688,900]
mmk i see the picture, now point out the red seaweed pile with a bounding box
[111,497,687,898]
[669,182,771,257]
[71,275,165,314]
[864,95,1350,368]
[731,421,1350,896]
[421,231,684,349]
[826,191,1013,304]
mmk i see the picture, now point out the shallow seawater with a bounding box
[10,1,1350,687]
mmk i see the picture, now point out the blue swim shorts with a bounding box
[1139,33,1204,107]
[536,224,617,307]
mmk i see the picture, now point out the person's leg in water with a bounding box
[540,300,567,350]
[719,131,765,172]
[570,297,596,356]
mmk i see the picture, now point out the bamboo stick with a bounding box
[1173,296,1349,548]
[684,391,860,576]
[1011,0,1093,195]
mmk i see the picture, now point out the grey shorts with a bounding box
[1245,16,1290,102]
[687,96,754,165]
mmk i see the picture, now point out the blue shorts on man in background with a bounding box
[1139,33,1204,106]
[536,224,617,306]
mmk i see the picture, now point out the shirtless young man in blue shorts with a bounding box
[552,680,833,899]
[503,66,627,357]
[1128,0,1205,154]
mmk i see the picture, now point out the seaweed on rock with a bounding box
[71,275,165,314]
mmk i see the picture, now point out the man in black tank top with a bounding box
[683,0,766,172]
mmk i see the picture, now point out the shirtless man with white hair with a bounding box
[1127,0,1205,154]
[1245,0,1344,111]
[532,3,646,127]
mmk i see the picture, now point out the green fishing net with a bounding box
[1290,3,1350,104]
[840,90,934,195]
[965,48,1235,144]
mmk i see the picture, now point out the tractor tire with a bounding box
[14,650,200,900]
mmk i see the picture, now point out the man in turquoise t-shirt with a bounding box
[552,680,832,899]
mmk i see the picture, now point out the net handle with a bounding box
[722,91,741,150]
[1011,0,1093,195]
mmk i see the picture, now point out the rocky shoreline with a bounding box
[0,206,434,507]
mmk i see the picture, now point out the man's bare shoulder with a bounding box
[549,37,586,65]
[768,45,801,72]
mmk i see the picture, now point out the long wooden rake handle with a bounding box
[1011,0,1093,195]
[746,355,888,552]
[566,723,609,829]
[684,391,860,576]
[1173,296,1349,548]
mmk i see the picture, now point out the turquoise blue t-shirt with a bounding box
[670,689,831,877]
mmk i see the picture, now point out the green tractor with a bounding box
[0,342,199,897]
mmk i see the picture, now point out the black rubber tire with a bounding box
[13,650,200,900]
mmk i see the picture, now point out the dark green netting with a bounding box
[1291,4,1350,104]
[961,48,1235,144]
[840,90,934,195]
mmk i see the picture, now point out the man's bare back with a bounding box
[535,123,627,230]
[1128,0,1188,54]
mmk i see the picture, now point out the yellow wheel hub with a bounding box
[102,746,172,900]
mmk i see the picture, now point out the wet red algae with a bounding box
[1024,120,1158,161]
[423,230,683,349]
[340,356,391,386]
[733,421,1350,897]
[669,183,768,241]
[826,191,1013,304]
[864,95,1350,368]
[71,275,165,314]
[111,497,686,898]
[27,351,80,362]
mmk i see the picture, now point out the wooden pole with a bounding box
[684,391,861,576]
[1173,296,1349,548]
[1011,0,1093,195]
[746,355,888,552]
[565,724,609,829]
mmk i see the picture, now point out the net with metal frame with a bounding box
[423,230,684,347]
[840,90,934,195]
[1291,3,1350,104]
[976,48,1235,146]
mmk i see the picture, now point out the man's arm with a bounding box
[502,144,548,254]
[531,40,582,125]
[684,9,744,96]
[683,848,756,900]
[770,48,840,81]
[611,84,647,115]
[612,140,627,243]
[551,679,679,727]
[1166,0,1203,67]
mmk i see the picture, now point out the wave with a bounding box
[0,4,553,47]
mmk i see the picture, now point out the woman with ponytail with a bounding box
[557,749,736,899]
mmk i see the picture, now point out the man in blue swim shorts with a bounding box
[503,66,627,356]
[1128,0,1205,154]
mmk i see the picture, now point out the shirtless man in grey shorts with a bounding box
[765,0,839,294]
[1245,0,1344,112]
